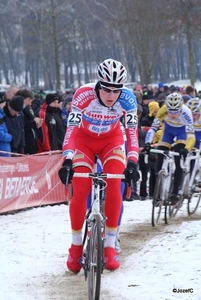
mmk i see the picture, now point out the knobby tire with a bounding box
[152,170,164,227]
[88,214,102,300]
[188,170,201,216]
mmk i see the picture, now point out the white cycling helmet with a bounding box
[166,92,183,111]
[186,97,201,113]
[97,59,127,86]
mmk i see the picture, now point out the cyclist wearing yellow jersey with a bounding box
[144,92,195,205]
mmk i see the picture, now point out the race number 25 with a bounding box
[68,112,82,127]
[125,113,138,128]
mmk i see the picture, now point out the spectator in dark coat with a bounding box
[3,96,25,155]
[154,82,165,99]
[16,88,43,154]
[36,93,66,152]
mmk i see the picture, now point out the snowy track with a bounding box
[0,200,201,300]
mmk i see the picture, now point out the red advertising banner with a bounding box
[0,153,69,214]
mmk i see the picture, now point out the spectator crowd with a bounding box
[0,86,74,157]
[0,82,200,201]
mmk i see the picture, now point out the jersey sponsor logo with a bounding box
[73,89,96,106]
[83,112,119,125]
[129,133,138,147]
[182,112,192,124]
[120,92,136,105]
[63,126,74,146]
[119,90,137,111]
[88,124,110,133]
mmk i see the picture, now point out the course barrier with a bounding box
[0,151,68,214]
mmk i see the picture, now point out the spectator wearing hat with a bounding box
[3,95,25,155]
[155,82,164,99]
[0,93,12,156]
[141,101,159,127]
[16,88,43,154]
[36,93,66,152]
[61,92,73,127]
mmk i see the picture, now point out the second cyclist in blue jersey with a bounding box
[144,92,195,205]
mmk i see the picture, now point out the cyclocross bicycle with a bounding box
[150,148,179,227]
[73,165,125,300]
[172,147,201,217]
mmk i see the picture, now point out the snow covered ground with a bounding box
[0,199,200,300]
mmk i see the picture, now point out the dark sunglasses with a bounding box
[168,109,181,114]
[100,84,122,94]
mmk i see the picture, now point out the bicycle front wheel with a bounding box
[152,170,165,227]
[88,214,102,300]
[188,170,201,216]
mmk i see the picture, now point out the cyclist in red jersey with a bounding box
[59,59,140,273]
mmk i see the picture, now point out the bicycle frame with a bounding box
[150,148,179,226]
[151,149,179,202]
[73,171,125,300]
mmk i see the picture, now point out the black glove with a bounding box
[179,148,188,159]
[58,159,74,185]
[143,143,151,154]
[124,161,140,184]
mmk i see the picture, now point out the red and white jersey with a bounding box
[62,83,139,164]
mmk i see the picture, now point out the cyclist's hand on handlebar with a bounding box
[179,148,188,159]
[58,159,74,185]
[124,160,140,184]
[143,142,151,154]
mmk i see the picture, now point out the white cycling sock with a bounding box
[104,228,117,248]
[72,231,82,246]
